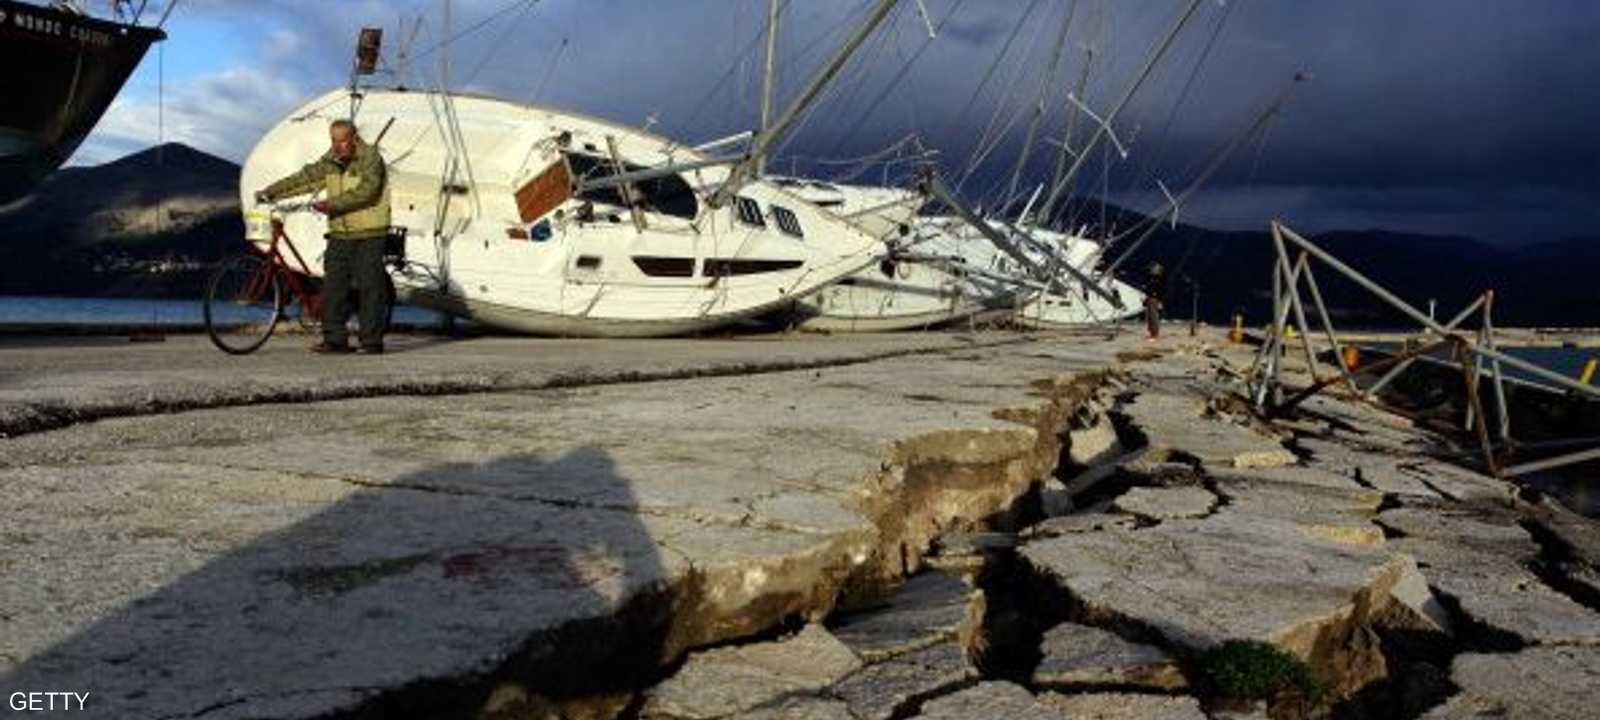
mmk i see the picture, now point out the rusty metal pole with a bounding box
[1456,338,1501,477]
[1299,261,1360,394]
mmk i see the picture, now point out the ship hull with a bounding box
[0,0,164,203]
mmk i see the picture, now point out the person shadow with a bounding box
[1,449,671,719]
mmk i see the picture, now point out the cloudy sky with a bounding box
[76,0,1600,245]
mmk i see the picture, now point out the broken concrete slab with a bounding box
[1213,477,1386,547]
[1296,436,1440,498]
[1021,513,1138,540]
[911,681,1059,719]
[1022,512,1452,698]
[829,572,974,662]
[1209,463,1371,493]
[0,337,1138,719]
[729,696,856,720]
[1381,509,1600,645]
[642,624,861,719]
[1038,691,1209,719]
[1032,622,1185,690]
[1112,486,1218,520]
[1421,646,1600,720]
[1397,460,1509,504]
[829,642,978,720]
[1067,414,1123,467]
[1121,391,1296,469]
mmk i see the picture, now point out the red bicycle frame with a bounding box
[245,218,322,321]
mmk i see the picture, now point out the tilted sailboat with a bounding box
[238,1,912,338]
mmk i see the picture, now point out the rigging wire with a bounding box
[821,0,971,162]
[941,0,1045,152]
[674,0,863,140]
[953,1,1053,193]
[764,1,903,172]
[1103,0,1236,240]
[1005,0,1079,209]
[526,36,569,104]
[410,0,543,61]
[459,0,540,90]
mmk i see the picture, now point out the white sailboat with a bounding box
[766,178,1005,332]
[238,1,909,338]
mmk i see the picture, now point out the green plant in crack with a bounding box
[1201,639,1325,704]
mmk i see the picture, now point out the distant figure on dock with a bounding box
[255,120,391,355]
[1144,262,1168,340]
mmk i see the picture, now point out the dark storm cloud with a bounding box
[117,0,1600,243]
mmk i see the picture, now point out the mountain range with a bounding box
[0,143,1594,327]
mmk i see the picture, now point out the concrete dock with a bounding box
[1,327,1596,719]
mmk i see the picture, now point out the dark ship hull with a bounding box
[0,1,164,204]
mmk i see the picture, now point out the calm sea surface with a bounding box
[0,295,438,327]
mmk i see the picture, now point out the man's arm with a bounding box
[259,154,337,202]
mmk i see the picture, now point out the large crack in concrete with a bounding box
[270,355,1121,719]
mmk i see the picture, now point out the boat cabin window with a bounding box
[565,152,698,220]
[632,256,695,277]
[734,196,766,228]
[771,206,804,238]
[703,258,804,277]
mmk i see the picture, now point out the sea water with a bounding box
[0,295,438,328]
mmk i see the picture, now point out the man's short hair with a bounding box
[330,119,357,135]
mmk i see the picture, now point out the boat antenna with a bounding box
[710,0,903,209]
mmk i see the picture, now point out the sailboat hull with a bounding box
[0,0,164,203]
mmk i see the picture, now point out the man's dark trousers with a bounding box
[322,236,388,348]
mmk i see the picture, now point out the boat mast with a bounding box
[1039,46,1093,223]
[711,0,902,208]
[1004,0,1078,214]
[1038,0,1208,222]
[758,0,780,177]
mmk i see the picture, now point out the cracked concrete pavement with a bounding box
[0,331,1136,719]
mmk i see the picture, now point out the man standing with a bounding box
[1144,261,1168,340]
[256,119,391,354]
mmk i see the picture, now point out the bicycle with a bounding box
[205,203,408,354]
[203,203,326,354]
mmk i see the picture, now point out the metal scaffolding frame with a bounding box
[1249,221,1600,479]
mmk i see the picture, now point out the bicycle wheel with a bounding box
[205,254,282,354]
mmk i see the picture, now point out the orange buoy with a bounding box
[1342,345,1361,371]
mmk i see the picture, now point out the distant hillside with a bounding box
[1106,218,1600,328]
[0,143,243,296]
